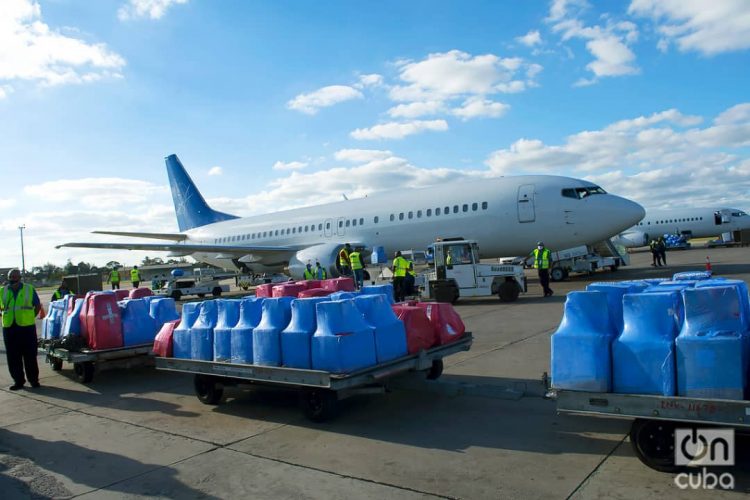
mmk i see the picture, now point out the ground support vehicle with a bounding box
[531,244,624,282]
[39,341,154,383]
[552,389,750,472]
[155,335,489,422]
[417,239,526,303]
[157,278,229,301]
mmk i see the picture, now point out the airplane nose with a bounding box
[612,196,646,230]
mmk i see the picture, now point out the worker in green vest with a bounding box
[404,259,416,296]
[338,243,352,276]
[51,281,71,302]
[391,251,409,302]
[107,267,121,290]
[315,261,327,280]
[530,242,553,297]
[1,269,42,390]
[303,262,315,280]
[349,247,364,289]
[130,265,141,288]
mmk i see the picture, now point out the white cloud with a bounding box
[0,198,16,209]
[714,103,750,126]
[272,160,308,171]
[23,178,168,208]
[354,73,384,89]
[286,85,363,114]
[207,166,223,176]
[629,0,750,56]
[0,0,126,92]
[516,30,542,47]
[451,97,509,120]
[118,0,188,21]
[387,100,445,118]
[350,120,448,140]
[333,149,394,163]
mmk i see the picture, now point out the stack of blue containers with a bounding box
[42,300,66,340]
[353,294,408,363]
[281,297,328,369]
[231,298,263,364]
[253,297,294,366]
[173,302,201,359]
[213,300,241,362]
[312,300,377,373]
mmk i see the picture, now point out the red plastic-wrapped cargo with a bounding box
[392,304,436,353]
[113,289,130,301]
[153,319,179,357]
[255,283,273,298]
[129,287,153,299]
[84,293,123,350]
[78,291,96,340]
[415,302,465,345]
[272,283,306,298]
[321,277,355,292]
[301,280,322,290]
[298,288,333,298]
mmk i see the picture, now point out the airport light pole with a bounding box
[18,224,26,276]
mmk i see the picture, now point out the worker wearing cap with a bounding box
[130,265,141,288]
[107,267,121,290]
[303,262,315,280]
[349,247,364,289]
[391,251,410,302]
[1,269,42,390]
[338,243,352,276]
[530,242,553,297]
[315,261,327,280]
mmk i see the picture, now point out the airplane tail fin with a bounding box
[165,154,239,231]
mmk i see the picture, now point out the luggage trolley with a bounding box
[155,334,474,421]
[39,342,155,383]
[552,389,750,472]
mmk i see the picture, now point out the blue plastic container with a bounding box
[327,291,358,301]
[695,279,750,332]
[253,297,294,366]
[585,282,648,335]
[676,286,748,399]
[230,298,264,364]
[673,271,713,281]
[149,297,180,325]
[312,300,377,373]
[189,301,217,361]
[213,300,241,362]
[281,297,328,369]
[62,298,85,337]
[119,299,158,346]
[173,302,201,359]
[612,293,679,395]
[551,291,614,392]
[43,300,65,339]
[360,284,395,304]
[353,294,407,363]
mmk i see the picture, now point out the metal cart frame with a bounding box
[39,342,155,383]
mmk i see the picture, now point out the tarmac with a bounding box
[1,246,749,499]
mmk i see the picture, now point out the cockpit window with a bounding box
[561,186,607,199]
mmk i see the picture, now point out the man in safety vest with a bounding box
[303,262,315,280]
[404,260,416,297]
[349,247,364,290]
[338,243,352,276]
[315,261,327,280]
[391,251,410,302]
[51,281,71,302]
[107,267,121,290]
[130,265,141,288]
[530,242,554,297]
[1,269,42,390]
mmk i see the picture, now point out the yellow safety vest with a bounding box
[110,270,121,282]
[407,260,416,277]
[1,284,37,327]
[131,269,140,281]
[338,248,350,266]
[349,251,363,270]
[304,269,315,280]
[393,256,409,277]
[533,248,551,269]
[315,266,327,280]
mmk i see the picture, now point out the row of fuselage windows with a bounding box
[638,217,704,226]
[212,201,489,244]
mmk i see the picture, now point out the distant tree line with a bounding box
[26,256,190,282]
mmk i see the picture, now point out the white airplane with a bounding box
[58,154,645,279]
[614,207,750,248]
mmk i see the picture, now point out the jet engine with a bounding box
[287,243,343,280]
[614,231,649,248]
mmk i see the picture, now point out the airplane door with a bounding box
[324,219,333,237]
[336,217,346,236]
[517,184,536,223]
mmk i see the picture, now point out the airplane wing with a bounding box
[56,242,294,254]
[91,231,187,241]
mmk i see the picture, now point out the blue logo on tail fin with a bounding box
[165,154,239,231]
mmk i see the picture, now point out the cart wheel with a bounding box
[194,375,224,405]
[426,359,444,380]
[550,267,566,282]
[212,287,222,297]
[51,359,63,372]
[197,293,206,298]
[629,418,681,473]
[300,389,339,422]
[171,290,182,301]
[73,362,94,383]
[498,281,520,302]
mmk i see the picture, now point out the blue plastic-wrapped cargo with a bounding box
[676,286,748,399]
[213,300,241,362]
[172,302,201,359]
[190,300,217,361]
[230,298,264,364]
[612,292,679,395]
[673,271,713,281]
[149,297,180,325]
[586,282,649,335]
[281,297,328,369]
[312,299,377,373]
[360,284,394,304]
[253,297,294,366]
[695,279,750,332]
[62,298,85,337]
[353,294,407,363]
[551,291,614,392]
[42,300,65,340]
[327,291,358,301]
[119,299,158,346]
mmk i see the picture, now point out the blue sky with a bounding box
[1,0,749,268]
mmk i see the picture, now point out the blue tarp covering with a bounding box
[119,299,158,346]
[312,300,377,373]
[281,297,328,369]
[231,298,264,364]
[585,282,649,335]
[253,297,294,366]
[360,284,394,304]
[213,299,241,362]
[149,297,180,324]
[190,300,217,361]
[353,294,407,363]
[173,302,200,359]
[62,298,85,337]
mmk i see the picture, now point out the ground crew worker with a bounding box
[349,247,364,289]
[530,242,553,297]
[107,267,121,290]
[1,269,42,390]
[130,265,141,288]
[657,236,667,266]
[446,250,453,266]
[338,243,352,276]
[303,262,315,280]
[404,260,416,297]
[51,281,71,302]
[649,239,661,267]
[391,251,409,302]
[315,261,327,280]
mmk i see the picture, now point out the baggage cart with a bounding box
[39,341,155,383]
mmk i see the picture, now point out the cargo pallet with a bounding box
[552,389,750,472]
[155,335,477,421]
[39,342,155,383]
